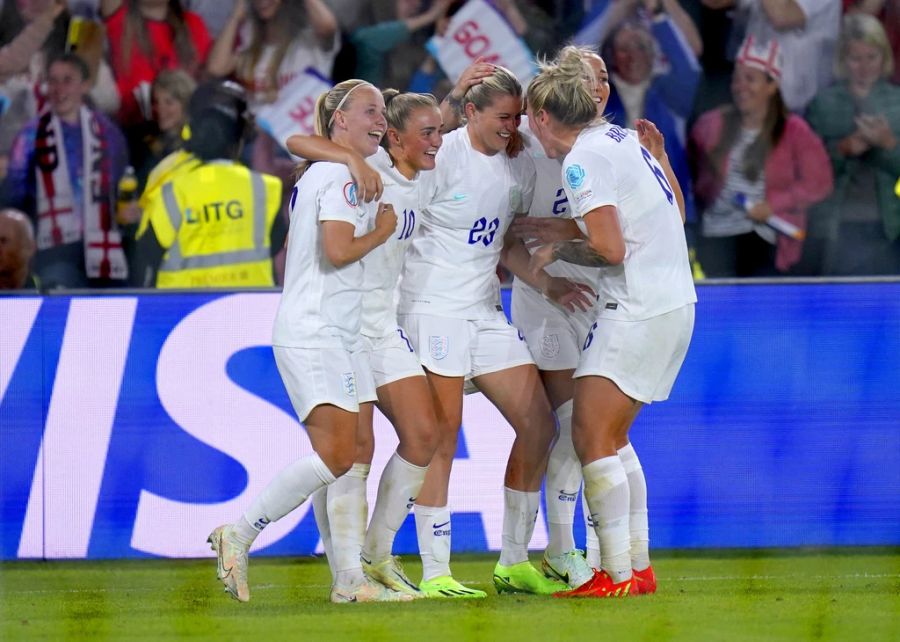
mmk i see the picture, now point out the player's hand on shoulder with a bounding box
[348,155,383,203]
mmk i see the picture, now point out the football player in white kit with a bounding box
[508,46,607,590]
[526,55,696,598]
[207,79,407,604]
[286,91,447,600]
[397,65,592,598]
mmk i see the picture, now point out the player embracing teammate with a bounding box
[208,46,694,602]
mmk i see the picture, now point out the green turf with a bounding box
[2,549,898,641]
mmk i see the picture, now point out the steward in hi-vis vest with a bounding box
[136,81,285,288]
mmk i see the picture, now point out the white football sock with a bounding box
[619,443,650,571]
[362,452,427,564]
[311,486,334,580]
[236,452,336,549]
[328,463,370,588]
[582,455,631,584]
[415,505,451,582]
[583,490,600,568]
[544,400,580,557]
[499,487,540,567]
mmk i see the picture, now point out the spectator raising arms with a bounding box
[805,13,900,275]
[0,1,120,177]
[702,0,841,113]
[100,0,212,129]
[601,9,701,223]
[207,0,339,109]
[689,35,833,277]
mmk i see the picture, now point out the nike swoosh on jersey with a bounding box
[452,194,467,200]
[432,520,451,529]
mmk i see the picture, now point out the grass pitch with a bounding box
[1,548,898,641]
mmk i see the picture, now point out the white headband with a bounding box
[328,82,375,128]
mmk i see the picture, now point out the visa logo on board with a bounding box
[0,294,540,560]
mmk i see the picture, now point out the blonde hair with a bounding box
[313,79,375,138]
[836,13,894,79]
[381,89,439,152]
[152,69,197,109]
[463,65,522,113]
[293,79,376,181]
[527,52,598,129]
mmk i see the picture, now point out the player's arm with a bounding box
[440,58,496,133]
[529,205,625,273]
[760,0,807,30]
[510,216,584,247]
[321,203,397,267]
[502,221,595,312]
[285,134,383,202]
[636,118,686,223]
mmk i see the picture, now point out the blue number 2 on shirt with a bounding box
[640,147,674,205]
[468,216,500,246]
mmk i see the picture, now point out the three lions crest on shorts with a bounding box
[429,335,449,360]
[540,334,560,359]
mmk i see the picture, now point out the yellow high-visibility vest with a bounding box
[144,161,281,288]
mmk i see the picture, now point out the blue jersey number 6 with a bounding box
[640,147,674,205]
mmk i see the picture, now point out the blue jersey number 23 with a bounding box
[468,216,500,246]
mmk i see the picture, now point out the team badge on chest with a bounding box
[429,335,449,360]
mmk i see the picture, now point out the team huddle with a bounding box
[208,45,697,603]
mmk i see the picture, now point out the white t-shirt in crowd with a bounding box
[272,162,376,351]
[741,0,841,112]
[240,27,340,108]
[398,126,536,319]
[562,123,696,322]
[361,147,428,337]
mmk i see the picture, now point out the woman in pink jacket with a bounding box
[690,35,833,276]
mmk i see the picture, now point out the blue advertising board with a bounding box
[1,282,898,559]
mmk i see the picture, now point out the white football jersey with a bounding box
[272,161,377,351]
[398,126,536,319]
[562,123,696,321]
[360,147,426,337]
[514,115,601,297]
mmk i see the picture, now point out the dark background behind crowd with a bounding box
[0,0,898,290]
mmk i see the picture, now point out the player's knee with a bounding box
[317,448,355,477]
[415,421,440,460]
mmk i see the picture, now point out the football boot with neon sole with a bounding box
[553,569,632,598]
[493,561,569,595]
[207,525,250,602]
[631,565,657,595]
[542,549,595,589]
[362,556,424,598]
[419,575,487,599]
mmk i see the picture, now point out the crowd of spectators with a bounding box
[0,0,898,290]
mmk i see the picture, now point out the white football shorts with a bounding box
[511,282,597,371]
[575,304,695,404]
[398,311,534,378]
[273,346,377,421]
[364,328,425,389]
